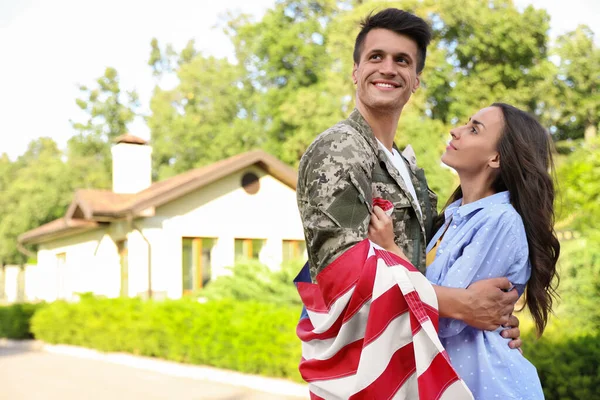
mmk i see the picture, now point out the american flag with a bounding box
[294,239,473,399]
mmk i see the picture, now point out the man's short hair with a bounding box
[353,8,432,73]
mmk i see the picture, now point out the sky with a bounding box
[0,0,598,160]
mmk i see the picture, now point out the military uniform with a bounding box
[297,109,438,281]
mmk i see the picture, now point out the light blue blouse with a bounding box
[426,191,544,399]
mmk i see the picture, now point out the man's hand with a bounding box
[501,314,523,352]
[368,206,409,262]
[368,206,396,250]
[462,277,519,331]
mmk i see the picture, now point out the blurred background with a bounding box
[0,0,598,399]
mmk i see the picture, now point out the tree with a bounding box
[549,26,600,141]
[224,0,349,165]
[69,67,140,187]
[0,139,72,264]
[147,40,263,179]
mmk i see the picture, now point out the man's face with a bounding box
[352,28,421,114]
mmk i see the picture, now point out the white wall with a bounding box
[35,228,121,302]
[25,166,305,302]
[146,166,305,299]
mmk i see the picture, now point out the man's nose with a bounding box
[379,57,396,76]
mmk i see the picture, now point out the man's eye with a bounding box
[396,57,407,64]
[370,54,382,60]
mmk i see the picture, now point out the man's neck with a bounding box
[458,171,496,205]
[357,103,402,151]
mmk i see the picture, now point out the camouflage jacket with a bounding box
[297,109,438,282]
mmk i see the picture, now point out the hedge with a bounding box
[30,295,303,381]
[524,330,600,400]
[18,294,600,395]
[0,302,45,339]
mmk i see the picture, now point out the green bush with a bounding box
[0,302,45,339]
[31,295,303,381]
[197,259,303,306]
[524,330,600,400]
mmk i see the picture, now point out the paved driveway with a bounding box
[0,346,307,400]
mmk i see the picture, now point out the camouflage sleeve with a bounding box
[297,129,374,280]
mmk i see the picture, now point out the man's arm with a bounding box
[368,208,522,346]
[298,130,374,277]
[434,280,522,348]
[433,278,518,329]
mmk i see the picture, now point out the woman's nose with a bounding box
[450,128,459,139]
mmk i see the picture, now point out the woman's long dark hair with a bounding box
[443,103,560,336]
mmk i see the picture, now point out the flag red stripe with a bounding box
[364,285,409,346]
[418,352,462,399]
[349,342,416,400]
[299,338,363,381]
[316,240,370,307]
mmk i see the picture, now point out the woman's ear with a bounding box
[489,152,500,169]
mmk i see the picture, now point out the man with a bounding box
[295,8,521,399]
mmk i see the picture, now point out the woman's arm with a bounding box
[369,208,523,346]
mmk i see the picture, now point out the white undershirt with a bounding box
[376,139,422,217]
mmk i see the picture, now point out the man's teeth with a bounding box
[375,83,395,88]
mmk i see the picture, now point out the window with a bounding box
[235,239,265,262]
[182,237,216,293]
[282,240,307,262]
[56,252,67,300]
[117,240,128,297]
[241,172,260,194]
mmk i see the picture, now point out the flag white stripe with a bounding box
[391,372,419,399]
[307,286,355,333]
[372,259,399,300]
[353,312,413,392]
[413,325,443,375]
[439,380,475,400]
[309,373,357,400]
[405,270,438,309]
[302,300,371,360]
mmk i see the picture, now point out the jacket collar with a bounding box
[344,109,424,227]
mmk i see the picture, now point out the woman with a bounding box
[369,103,560,399]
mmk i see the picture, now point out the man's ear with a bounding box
[352,63,358,85]
[489,152,500,169]
[412,73,421,93]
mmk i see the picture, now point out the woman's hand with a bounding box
[368,206,409,262]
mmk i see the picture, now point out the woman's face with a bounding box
[441,106,504,175]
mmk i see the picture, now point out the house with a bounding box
[16,135,306,302]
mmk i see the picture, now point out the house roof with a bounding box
[19,150,297,245]
[18,218,100,245]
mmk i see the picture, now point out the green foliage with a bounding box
[69,66,140,187]
[523,329,600,400]
[0,139,73,264]
[31,296,303,381]
[556,138,600,232]
[550,26,600,141]
[197,259,303,306]
[147,49,264,180]
[0,303,45,339]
